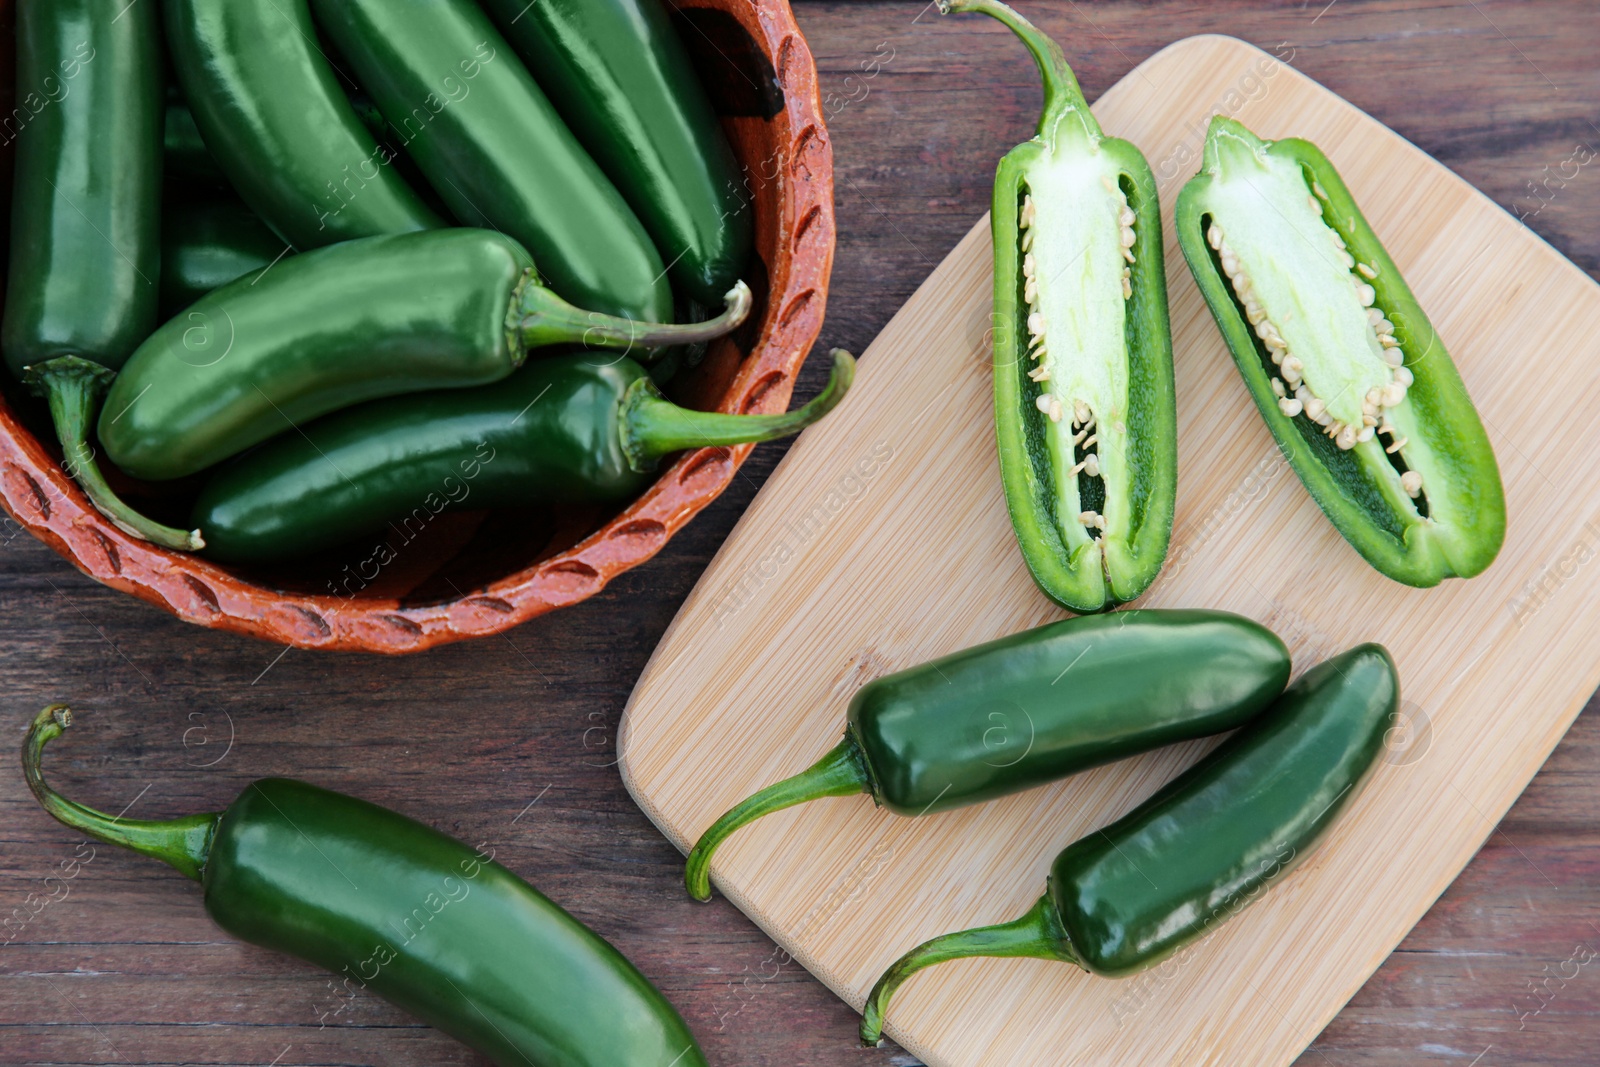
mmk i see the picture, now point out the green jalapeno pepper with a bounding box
[1176,117,1505,586]
[99,229,750,484]
[162,97,223,188]
[859,643,1398,1045]
[308,0,673,324]
[479,0,752,305]
[165,0,443,249]
[159,194,289,317]
[192,348,853,564]
[685,609,1289,901]
[0,0,199,550]
[22,706,709,1067]
[943,0,1176,615]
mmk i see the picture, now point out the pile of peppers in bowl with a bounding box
[6,0,855,560]
[14,0,1511,1064]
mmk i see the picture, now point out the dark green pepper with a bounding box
[685,609,1290,901]
[193,348,853,563]
[859,643,1399,1045]
[159,194,289,317]
[480,0,752,305]
[0,0,198,549]
[165,0,443,249]
[100,229,750,483]
[1176,117,1505,586]
[162,97,224,188]
[943,0,1177,615]
[309,0,674,323]
[22,706,709,1067]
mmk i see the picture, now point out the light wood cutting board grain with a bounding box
[618,34,1600,1067]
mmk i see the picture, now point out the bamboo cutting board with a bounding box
[618,35,1600,1066]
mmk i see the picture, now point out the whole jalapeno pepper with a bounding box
[0,0,198,550]
[1175,117,1504,586]
[859,643,1399,1045]
[22,706,709,1067]
[192,348,854,564]
[99,229,751,484]
[308,0,673,324]
[479,0,752,305]
[159,194,289,317]
[685,609,1290,901]
[941,0,1177,615]
[164,0,443,249]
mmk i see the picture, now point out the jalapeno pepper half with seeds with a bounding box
[309,0,673,324]
[1176,117,1504,586]
[165,0,443,248]
[860,643,1399,1045]
[684,609,1289,901]
[23,707,709,1067]
[0,0,199,550]
[192,348,853,563]
[100,229,750,484]
[943,0,1176,614]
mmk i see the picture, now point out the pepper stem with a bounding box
[511,275,753,358]
[685,736,870,901]
[24,356,204,551]
[22,705,218,882]
[620,348,855,472]
[859,894,1080,1045]
[938,0,1100,142]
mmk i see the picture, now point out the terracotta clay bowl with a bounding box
[0,0,833,652]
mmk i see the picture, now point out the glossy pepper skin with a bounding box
[192,348,855,564]
[1,0,198,550]
[1176,117,1504,586]
[859,644,1399,1045]
[99,229,750,483]
[309,0,674,323]
[164,0,442,248]
[22,707,709,1067]
[479,0,752,304]
[685,610,1290,901]
[159,195,289,317]
[943,1,1176,615]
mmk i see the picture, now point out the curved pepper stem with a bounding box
[22,705,219,882]
[25,357,205,551]
[685,736,870,902]
[511,276,753,358]
[938,0,1100,142]
[859,894,1080,1046]
[620,348,855,472]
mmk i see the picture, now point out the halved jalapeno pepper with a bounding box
[943,0,1177,614]
[1176,116,1505,585]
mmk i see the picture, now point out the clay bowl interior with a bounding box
[0,0,834,652]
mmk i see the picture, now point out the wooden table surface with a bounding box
[3,2,1597,1065]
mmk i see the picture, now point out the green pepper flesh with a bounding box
[1176,117,1504,585]
[951,0,1176,614]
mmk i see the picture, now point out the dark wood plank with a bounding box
[3,1,1598,1064]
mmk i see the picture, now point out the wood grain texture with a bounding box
[4,3,1600,1066]
[619,30,1600,1067]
